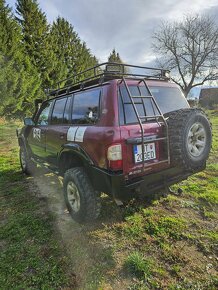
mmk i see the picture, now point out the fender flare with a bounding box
[58,143,94,168]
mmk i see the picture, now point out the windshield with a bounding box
[149,86,189,114]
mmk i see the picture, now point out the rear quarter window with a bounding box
[72,89,101,124]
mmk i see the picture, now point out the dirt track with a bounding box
[29,171,129,289]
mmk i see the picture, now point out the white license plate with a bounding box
[133,142,156,163]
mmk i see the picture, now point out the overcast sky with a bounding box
[6,0,218,66]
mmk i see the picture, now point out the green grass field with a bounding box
[0,112,217,289]
[0,121,76,289]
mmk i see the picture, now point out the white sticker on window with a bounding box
[67,127,78,141]
[88,111,93,118]
[33,128,41,140]
[75,127,87,142]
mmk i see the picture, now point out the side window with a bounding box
[63,97,71,124]
[72,89,100,124]
[51,97,68,125]
[37,101,52,125]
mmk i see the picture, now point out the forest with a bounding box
[0,0,102,118]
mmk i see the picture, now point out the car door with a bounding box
[45,96,72,166]
[28,100,53,160]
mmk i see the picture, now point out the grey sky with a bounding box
[6,0,218,65]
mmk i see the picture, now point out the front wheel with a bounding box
[63,167,101,223]
[19,147,35,175]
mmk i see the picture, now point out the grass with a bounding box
[125,251,152,279]
[91,110,218,289]
[0,111,217,289]
[0,122,75,289]
[122,210,187,241]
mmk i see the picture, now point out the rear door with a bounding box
[46,88,102,168]
[45,96,72,166]
[118,83,168,177]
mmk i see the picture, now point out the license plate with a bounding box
[133,142,156,163]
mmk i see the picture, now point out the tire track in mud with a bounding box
[27,170,128,289]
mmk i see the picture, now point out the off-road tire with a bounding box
[19,147,35,175]
[166,108,212,171]
[63,167,101,223]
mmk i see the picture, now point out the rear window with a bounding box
[72,89,101,124]
[149,86,189,114]
[118,85,158,125]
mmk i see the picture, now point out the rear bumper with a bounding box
[88,165,204,201]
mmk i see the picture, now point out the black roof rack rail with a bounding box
[47,62,170,96]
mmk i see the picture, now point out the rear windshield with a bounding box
[118,85,189,125]
[149,86,189,114]
[119,85,158,125]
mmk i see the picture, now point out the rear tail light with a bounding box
[107,144,123,170]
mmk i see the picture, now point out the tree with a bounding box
[107,48,128,74]
[108,48,123,63]
[76,42,98,74]
[0,0,42,118]
[153,14,218,97]
[50,17,98,87]
[15,0,57,89]
[0,0,99,118]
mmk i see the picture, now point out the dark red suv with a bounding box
[17,63,212,222]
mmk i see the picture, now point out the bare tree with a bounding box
[153,14,218,97]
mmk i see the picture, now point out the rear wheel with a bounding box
[63,167,101,223]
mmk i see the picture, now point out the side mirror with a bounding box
[24,117,34,126]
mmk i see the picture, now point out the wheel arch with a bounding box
[58,143,94,175]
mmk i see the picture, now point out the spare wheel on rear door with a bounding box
[166,108,212,171]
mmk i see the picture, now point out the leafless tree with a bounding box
[153,14,218,97]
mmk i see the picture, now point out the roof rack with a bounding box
[47,62,170,96]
